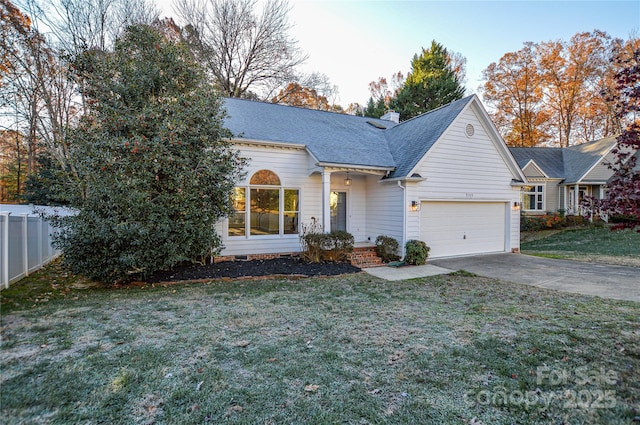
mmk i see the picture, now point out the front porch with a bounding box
[351,243,384,268]
[563,183,608,217]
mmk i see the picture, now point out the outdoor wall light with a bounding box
[410,200,420,211]
[344,172,352,186]
[513,201,521,210]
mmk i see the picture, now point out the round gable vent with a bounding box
[465,123,475,137]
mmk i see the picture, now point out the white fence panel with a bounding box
[0,205,65,289]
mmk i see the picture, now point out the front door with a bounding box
[330,191,347,232]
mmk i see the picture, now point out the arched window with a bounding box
[229,170,299,237]
[250,169,281,185]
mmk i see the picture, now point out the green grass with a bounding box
[1,265,639,424]
[522,226,640,257]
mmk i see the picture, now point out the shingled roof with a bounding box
[222,98,397,170]
[222,95,476,178]
[509,136,617,184]
[510,147,565,178]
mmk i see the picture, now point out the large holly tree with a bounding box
[51,24,245,283]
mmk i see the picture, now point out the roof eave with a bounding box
[511,179,529,187]
[232,137,306,150]
[379,175,427,183]
[315,161,395,173]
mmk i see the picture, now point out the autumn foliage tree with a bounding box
[271,82,332,110]
[482,30,628,147]
[0,0,31,83]
[481,42,550,147]
[591,44,640,230]
[363,72,404,118]
[538,31,617,147]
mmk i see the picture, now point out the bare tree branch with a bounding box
[174,0,306,99]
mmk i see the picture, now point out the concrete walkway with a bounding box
[364,253,640,302]
[363,264,453,281]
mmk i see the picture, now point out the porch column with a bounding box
[322,170,331,232]
[574,184,579,215]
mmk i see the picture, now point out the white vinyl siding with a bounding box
[217,145,372,256]
[366,175,404,245]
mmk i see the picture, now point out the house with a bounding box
[215,94,526,260]
[509,137,619,216]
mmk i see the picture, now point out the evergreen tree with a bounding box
[391,41,466,120]
[49,25,245,283]
[362,96,386,118]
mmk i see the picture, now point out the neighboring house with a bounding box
[216,94,526,260]
[510,137,619,216]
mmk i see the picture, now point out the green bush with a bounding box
[47,26,244,284]
[375,235,400,263]
[404,239,430,265]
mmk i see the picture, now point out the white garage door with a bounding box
[420,202,506,258]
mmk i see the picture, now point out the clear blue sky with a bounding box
[159,0,640,106]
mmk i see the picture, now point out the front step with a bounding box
[350,246,384,268]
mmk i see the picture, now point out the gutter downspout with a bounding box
[397,181,406,258]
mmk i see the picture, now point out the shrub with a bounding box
[404,239,430,265]
[609,214,637,224]
[565,214,588,227]
[520,211,571,232]
[300,219,328,263]
[299,220,354,263]
[327,230,355,262]
[375,235,400,263]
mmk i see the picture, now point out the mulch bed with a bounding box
[145,257,361,283]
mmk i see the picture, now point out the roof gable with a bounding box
[563,136,616,183]
[509,136,618,184]
[510,147,565,178]
[522,160,548,178]
[384,95,474,178]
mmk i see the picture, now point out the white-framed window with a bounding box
[523,185,544,211]
[229,170,299,237]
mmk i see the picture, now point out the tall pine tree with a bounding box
[391,41,466,120]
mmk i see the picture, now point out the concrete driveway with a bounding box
[430,253,640,302]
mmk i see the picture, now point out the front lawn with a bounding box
[521,226,640,266]
[1,267,639,424]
